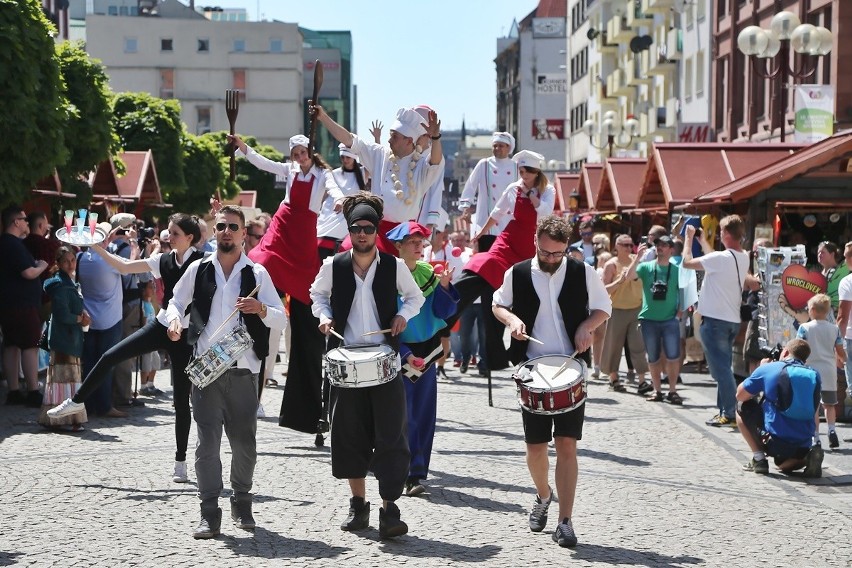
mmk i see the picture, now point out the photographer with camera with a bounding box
[736,338,823,477]
[627,235,683,404]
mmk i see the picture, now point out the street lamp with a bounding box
[736,11,832,142]
[583,111,640,159]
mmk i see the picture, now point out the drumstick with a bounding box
[208,284,261,342]
[550,361,571,382]
[523,334,544,345]
[362,328,392,336]
[328,327,345,341]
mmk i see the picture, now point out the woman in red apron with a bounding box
[450,150,556,372]
[229,134,343,439]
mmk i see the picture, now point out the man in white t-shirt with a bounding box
[682,215,754,427]
[834,242,852,402]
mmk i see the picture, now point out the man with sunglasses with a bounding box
[166,206,286,539]
[0,204,48,406]
[493,215,611,549]
[310,194,424,539]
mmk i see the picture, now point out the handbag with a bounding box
[730,251,753,322]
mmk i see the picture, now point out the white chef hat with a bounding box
[512,149,546,171]
[492,131,516,153]
[389,107,427,141]
[338,143,358,160]
[289,134,310,151]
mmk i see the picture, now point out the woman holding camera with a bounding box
[47,213,205,484]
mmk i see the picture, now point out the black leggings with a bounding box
[73,320,193,462]
[449,271,510,371]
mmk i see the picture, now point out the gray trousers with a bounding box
[192,367,258,510]
[112,301,143,405]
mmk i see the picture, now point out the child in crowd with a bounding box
[138,281,162,396]
[796,294,845,449]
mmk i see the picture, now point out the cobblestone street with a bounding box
[2,355,851,567]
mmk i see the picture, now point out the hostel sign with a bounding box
[536,74,567,95]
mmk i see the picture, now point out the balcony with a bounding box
[597,80,618,103]
[642,0,674,14]
[607,14,633,44]
[625,58,652,86]
[665,97,679,128]
[665,28,682,60]
[607,68,632,97]
[627,3,654,28]
[596,31,618,55]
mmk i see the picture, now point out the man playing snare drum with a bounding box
[310,193,425,539]
[166,206,286,539]
[492,215,611,548]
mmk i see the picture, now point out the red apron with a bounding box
[337,219,400,257]
[464,187,538,289]
[248,175,319,305]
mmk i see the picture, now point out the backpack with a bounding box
[770,362,820,421]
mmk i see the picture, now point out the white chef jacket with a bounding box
[490,181,556,224]
[459,156,518,238]
[317,167,364,240]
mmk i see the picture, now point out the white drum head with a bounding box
[516,356,584,391]
[328,343,393,363]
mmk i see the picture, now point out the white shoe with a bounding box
[256,404,266,418]
[46,398,85,418]
[172,461,189,483]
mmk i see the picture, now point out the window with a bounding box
[196,106,211,135]
[159,69,174,99]
[571,47,588,84]
[686,3,695,29]
[269,38,282,53]
[233,38,245,52]
[197,38,209,53]
[119,5,128,15]
[232,69,246,101]
[696,50,705,98]
[124,37,137,53]
[570,102,588,131]
[684,56,693,102]
[697,0,707,22]
[108,5,118,15]
[161,38,173,52]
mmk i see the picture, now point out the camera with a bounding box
[137,226,156,246]
[639,236,649,245]
[759,344,783,361]
[651,280,668,301]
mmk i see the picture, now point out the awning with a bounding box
[578,163,604,210]
[553,172,581,212]
[595,159,647,212]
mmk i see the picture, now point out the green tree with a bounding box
[0,0,68,205]
[55,41,119,208]
[201,131,285,214]
[175,133,224,214]
[112,92,185,197]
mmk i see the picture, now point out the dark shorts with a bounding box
[0,306,42,349]
[522,403,585,444]
[437,326,451,339]
[737,399,810,463]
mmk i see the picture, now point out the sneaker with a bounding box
[803,444,824,478]
[625,369,636,384]
[147,386,164,396]
[193,507,222,539]
[379,502,408,539]
[452,359,462,368]
[706,414,736,427]
[742,457,769,474]
[460,359,469,374]
[636,381,654,395]
[5,390,25,405]
[608,380,626,393]
[405,479,425,497]
[230,495,255,529]
[646,391,664,402]
[828,431,840,449]
[173,461,189,483]
[340,496,370,531]
[590,367,600,379]
[528,488,552,532]
[25,390,43,408]
[552,517,578,548]
[436,366,448,380]
[46,398,85,419]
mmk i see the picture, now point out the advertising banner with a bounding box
[794,85,834,143]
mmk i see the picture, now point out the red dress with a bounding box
[464,187,538,289]
[248,175,319,305]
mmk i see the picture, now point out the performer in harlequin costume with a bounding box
[386,222,459,497]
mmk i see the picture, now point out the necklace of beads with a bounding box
[388,147,423,205]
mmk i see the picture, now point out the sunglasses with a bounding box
[215,222,241,232]
[247,232,264,239]
[349,225,377,235]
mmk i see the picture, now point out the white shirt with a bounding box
[238,145,343,214]
[838,273,852,339]
[310,250,425,347]
[493,257,612,358]
[349,135,444,223]
[490,181,556,224]
[423,243,470,284]
[144,246,198,328]
[459,156,518,238]
[317,167,364,239]
[695,249,749,323]
[417,163,445,227]
[166,252,287,373]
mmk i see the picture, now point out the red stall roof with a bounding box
[554,172,581,212]
[578,163,605,211]
[596,159,647,212]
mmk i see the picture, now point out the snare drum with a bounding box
[513,355,587,415]
[186,325,254,389]
[325,343,399,388]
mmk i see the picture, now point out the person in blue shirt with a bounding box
[736,338,823,477]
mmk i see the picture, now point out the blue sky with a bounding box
[222,0,539,134]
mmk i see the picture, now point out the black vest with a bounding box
[159,249,206,308]
[187,260,269,359]
[507,258,592,366]
[329,251,399,352]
